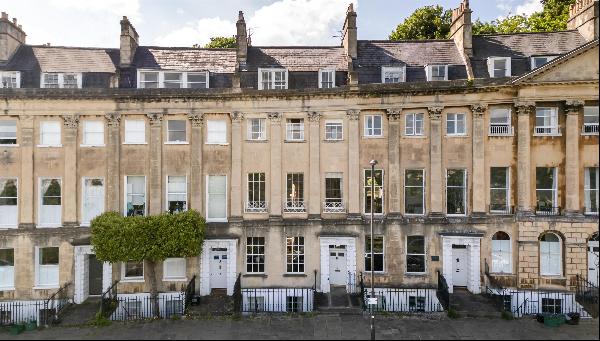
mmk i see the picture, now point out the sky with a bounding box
[1,0,544,48]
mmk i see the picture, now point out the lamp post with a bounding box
[369,159,378,341]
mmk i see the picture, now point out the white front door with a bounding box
[589,241,599,286]
[329,246,347,286]
[452,246,469,287]
[209,248,228,289]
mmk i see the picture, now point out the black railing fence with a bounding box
[184,276,196,315]
[240,288,314,313]
[99,281,119,319]
[347,271,360,294]
[42,282,72,326]
[535,205,561,216]
[363,288,443,313]
[359,272,366,309]
[575,275,599,317]
[0,300,45,326]
[233,273,242,313]
[436,271,450,311]
[109,294,186,321]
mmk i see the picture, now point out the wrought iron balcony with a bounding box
[488,205,514,215]
[245,201,268,213]
[534,126,561,136]
[323,200,345,213]
[283,200,306,213]
[488,124,514,136]
[582,123,599,135]
[535,205,561,216]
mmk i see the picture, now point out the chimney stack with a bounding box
[567,0,599,41]
[449,0,473,57]
[120,16,139,67]
[236,11,248,67]
[342,4,357,60]
[0,11,26,63]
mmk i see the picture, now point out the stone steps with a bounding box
[450,288,501,318]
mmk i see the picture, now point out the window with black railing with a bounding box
[584,167,599,215]
[582,106,599,135]
[536,167,559,215]
[490,167,510,214]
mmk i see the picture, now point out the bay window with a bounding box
[39,178,61,227]
[0,178,18,228]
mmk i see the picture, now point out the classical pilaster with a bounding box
[147,113,163,215]
[62,114,79,227]
[188,112,204,214]
[564,100,584,215]
[105,113,121,213]
[19,115,35,229]
[428,106,444,216]
[308,111,322,218]
[386,108,402,218]
[516,102,535,214]
[347,110,361,217]
[471,104,487,215]
[230,112,244,220]
[268,112,282,219]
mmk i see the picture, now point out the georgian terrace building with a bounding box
[0,0,598,315]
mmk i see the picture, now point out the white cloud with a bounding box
[153,17,235,47]
[515,0,543,15]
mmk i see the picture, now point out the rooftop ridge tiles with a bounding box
[473,29,581,38]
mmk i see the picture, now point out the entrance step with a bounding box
[189,293,233,316]
[316,286,362,314]
[59,297,101,326]
[450,288,501,318]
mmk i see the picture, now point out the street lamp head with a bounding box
[370,159,378,167]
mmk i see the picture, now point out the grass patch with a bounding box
[89,313,111,327]
[447,308,460,319]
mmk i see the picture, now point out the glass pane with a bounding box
[447,170,465,187]
[407,236,424,254]
[40,247,59,265]
[406,255,425,273]
[0,249,14,266]
[447,187,465,214]
[125,261,143,277]
[536,168,555,189]
[405,187,424,214]
[490,167,508,188]
[490,109,510,124]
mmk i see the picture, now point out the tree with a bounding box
[91,210,205,318]
[528,0,575,32]
[389,6,452,40]
[201,36,236,49]
[473,15,531,35]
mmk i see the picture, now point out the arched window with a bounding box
[540,233,562,276]
[492,232,511,273]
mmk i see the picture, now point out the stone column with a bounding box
[19,115,35,229]
[188,112,204,214]
[230,112,244,220]
[268,112,282,219]
[105,113,121,213]
[308,112,322,218]
[386,108,402,218]
[62,114,79,227]
[147,113,163,215]
[428,107,444,216]
[564,100,584,215]
[516,102,535,214]
[347,110,361,217]
[471,104,487,215]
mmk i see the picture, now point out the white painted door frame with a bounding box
[319,236,356,293]
[588,240,599,287]
[73,245,112,304]
[199,239,237,296]
[329,246,348,286]
[441,235,482,294]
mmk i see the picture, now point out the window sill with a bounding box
[404,213,426,217]
[122,142,148,145]
[37,225,61,229]
[283,273,307,277]
[489,272,515,276]
[403,135,426,139]
[33,285,60,290]
[164,142,189,145]
[533,134,562,137]
[446,214,467,217]
[0,287,15,291]
[243,273,267,278]
[284,140,306,143]
[539,275,565,279]
[162,277,188,282]
[445,134,469,138]
[80,144,106,148]
[363,136,384,139]
[323,139,344,143]
[205,142,229,146]
[206,219,228,223]
[37,145,62,148]
[246,139,268,143]
[0,226,18,230]
[121,278,145,283]
[405,272,428,277]
[0,144,19,148]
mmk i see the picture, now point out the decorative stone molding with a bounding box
[105,112,122,127]
[386,108,402,121]
[564,100,585,114]
[199,239,238,296]
[471,104,487,118]
[230,111,245,122]
[61,114,80,129]
[187,112,204,127]
[514,101,536,116]
[427,106,444,120]
[319,236,357,293]
[346,109,360,121]
[307,111,322,122]
[146,113,164,126]
[267,112,281,123]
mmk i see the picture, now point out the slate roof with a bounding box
[132,47,237,73]
[1,45,119,73]
[357,40,465,67]
[246,47,348,71]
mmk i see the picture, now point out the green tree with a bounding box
[528,0,575,31]
[473,14,531,35]
[201,36,236,48]
[91,210,205,317]
[389,5,452,40]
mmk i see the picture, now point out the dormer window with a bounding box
[258,68,288,90]
[319,68,335,89]
[41,73,82,89]
[382,66,405,83]
[426,65,448,81]
[137,70,209,89]
[531,56,557,69]
[487,57,511,78]
[0,71,20,88]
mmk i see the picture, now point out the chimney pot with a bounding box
[12,18,17,25]
[1,12,7,20]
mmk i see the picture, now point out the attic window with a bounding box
[382,66,405,83]
[258,68,288,90]
[0,71,20,88]
[41,73,82,89]
[426,65,448,81]
[531,56,557,69]
[137,70,209,89]
[319,69,335,89]
[487,57,511,78]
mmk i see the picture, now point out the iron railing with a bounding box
[109,294,186,321]
[488,205,514,215]
[582,123,599,134]
[233,273,242,313]
[436,271,450,311]
[323,200,345,213]
[99,280,119,319]
[184,276,196,315]
[359,272,366,310]
[534,126,561,135]
[575,275,599,317]
[0,300,45,326]
[489,125,514,136]
[347,271,360,294]
[283,201,306,213]
[245,201,268,213]
[535,205,561,216]
[240,288,314,313]
[43,282,72,326]
[362,288,443,313]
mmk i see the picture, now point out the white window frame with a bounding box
[246,173,267,213]
[124,119,146,144]
[487,57,511,78]
[364,115,383,138]
[136,70,210,89]
[81,121,105,147]
[246,237,265,274]
[405,113,424,136]
[39,121,62,147]
[489,107,513,136]
[286,119,305,141]
[166,120,188,144]
[0,120,17,145]
[163,258,187,281]
[582,106,599,135]
[446,113,467,136]
[324,172,344,212]
[363,169,384,215]
[166,175,188,214]
[121,261,145,282]
[406,235,427,274]
[381,66,406,83]
[81,177,105,227]
[38,178,62,228]
[247,118,267,141]
[40,72,82,89]
[318,68,336,89]
[540,233,562,277]
[489,167,511,214]
[491,232,512,274]
[0,71,20,88]
[535,107,560,136]
[285,173,305,212]
[0,178,18,229]
[584,167,599,215]
[206,175,228,222]
[35,246,59,288]
[530,56,557,69]
[425,64,448,81]
[324,120,343,141]
[0,248,15,290]
[535,167,558,213]
[285,236,305,274]
[258,68,288,90]
[365,235,385,273]
[404,169,426,216]
[124,176,147,217]
[446,169,467,216]
[206,120,227,144]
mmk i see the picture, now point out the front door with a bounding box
[329,246,347,286]
[452,245,469,287]
[588,241,599,286]
[88,254,103,296]
[210,248,228,289]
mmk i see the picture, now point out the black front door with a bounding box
[88,254,103,296]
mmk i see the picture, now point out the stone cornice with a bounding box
[427,106,444,120]
[346,109,360,121]
[146,113,164,126]
[564,100,585,114]
[267,112,281,123]
[105,112,121,127]
[61,114,80,129]
[470,104,487,118]
[514,101,536,116]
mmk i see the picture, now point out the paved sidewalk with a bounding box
[1,314,598,340]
